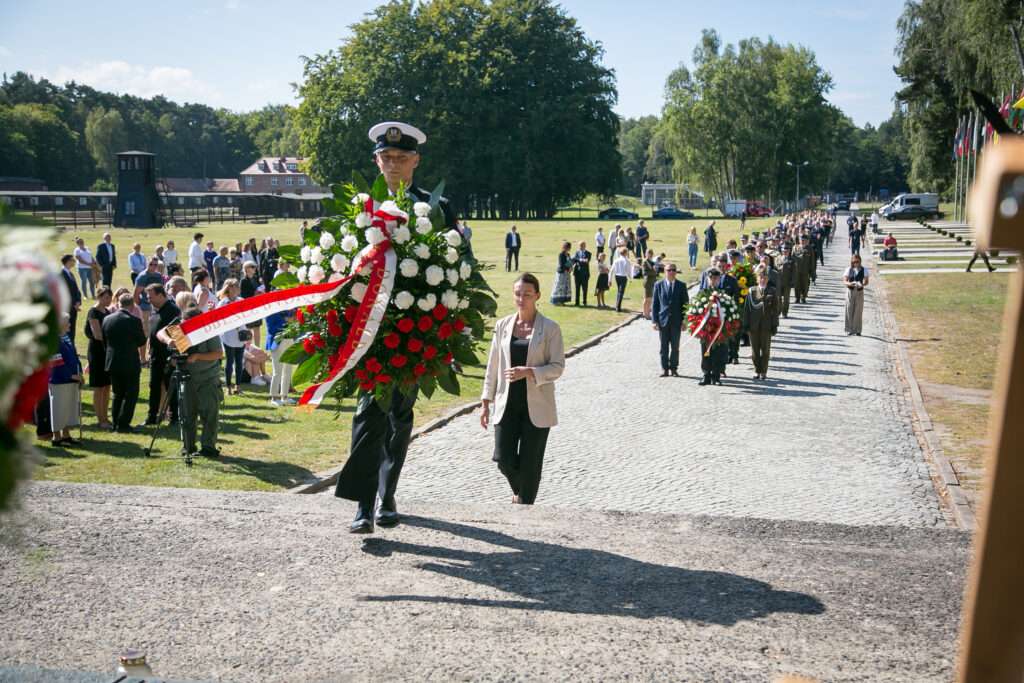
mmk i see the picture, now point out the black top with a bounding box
[240,274,261,299]
[85,306,110,343]
[507,334,530,407]
[149,300,181,361]
[101,309,146,373]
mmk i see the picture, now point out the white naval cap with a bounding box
[368,121,427,154]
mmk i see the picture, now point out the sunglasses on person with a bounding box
[666,268,677,272]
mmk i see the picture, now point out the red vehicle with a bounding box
[744,201,773,217]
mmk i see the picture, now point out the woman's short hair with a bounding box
[96,285,112,300]
[562,241,571,250]
[175,291,196,310]
[514,272,541,294]
[192,268,209,286]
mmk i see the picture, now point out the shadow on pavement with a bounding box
[359,516,825,626]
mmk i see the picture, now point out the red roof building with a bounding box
[238,156,325,194]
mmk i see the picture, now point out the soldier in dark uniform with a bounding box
[743,265,778,380]
[335,121,457,534]
[776,242,796,318]
[792,234,813,304]
[697,267,729,386]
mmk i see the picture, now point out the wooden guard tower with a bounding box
[113,151,162,228]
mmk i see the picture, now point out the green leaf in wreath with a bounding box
[469,290,498,316]
[271,271,299,289]
[276,244,301,262]
[318,217,342,234]
[428,180,446,208]
[436,366,460,395]
[417,375,436,399]
[330,183,348,199]
[352,170,371,195]
[321,198,340,216]
[452,345,480,366]
[374,384,393,413]
[290,353,322,386]
[279,343,311,365]
[468,269,498,295]
[371,174,389,202]
[463,308,485,337]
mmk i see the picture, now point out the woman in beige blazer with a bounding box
[481,273,565,504]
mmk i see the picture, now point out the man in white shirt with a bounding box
[188,232,205,272]
[594,227,605,256]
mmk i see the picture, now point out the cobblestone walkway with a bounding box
[391,243,946,528]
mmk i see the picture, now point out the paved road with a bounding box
[396,241,947,528]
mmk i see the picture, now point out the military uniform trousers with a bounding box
[180,369,222,454]
[794,272,810,303]
[335,389,418,508]
[749,328,773,375]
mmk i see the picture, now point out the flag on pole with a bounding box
[993,94,1012,145]
[973,110,981,152]
[1009,89,1024,131]
[953,120,961,160]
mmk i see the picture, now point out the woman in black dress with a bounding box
[85,286,114,429]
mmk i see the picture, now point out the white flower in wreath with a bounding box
[296,266,308,283]
[417,293,437,311]
[318,232,335,250]
[413,202,431,217]
[425,265,444,287]
[413,243,431,260]
[379,200,408,221]
[352,192,370,205]
[365,226,386,245]
[446,268,458,286]
[300,245,312,263]
[415,216,432,235]
[358,262,372,277]
[444,229,461,247]
[459,261,472,280]
[399,258,419,278]
[310,246,323,264]
[308,264,326,284]
[441,288,459,310]
[457,298,470,310]
[445,248,458,264]
[392,225,411,244]
[341,234,359,252]
[330,253,349,272]
[355,212,373,228]
[394,290,415,310]
[351,282,367,301]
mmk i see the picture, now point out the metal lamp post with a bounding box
[786,161,809,210]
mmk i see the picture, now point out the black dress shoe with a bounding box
[140,417,158,426]
[713,378,723,386]
[116,425,135,434]
[670,370,679,377]
[167,417,180,426]
[349,505,375,534]
[660,370,669,377]
[698,376,711,386]
[375,506,400,528]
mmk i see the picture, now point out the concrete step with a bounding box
[0,481,969,682]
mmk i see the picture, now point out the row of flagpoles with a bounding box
[953,88,1024,222]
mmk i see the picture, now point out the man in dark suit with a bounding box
[102,293,146,433]
[572,240,591,306]
[651,262,689,377]
[504,225,521,272]
[95,233,117,287]
[59,254,82,342]
[141,284,180,427]
[335,120,458,535]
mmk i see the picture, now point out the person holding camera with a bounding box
[743,264,778,381]
[157,306,224,458]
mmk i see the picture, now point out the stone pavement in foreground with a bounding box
[397,244,946,528]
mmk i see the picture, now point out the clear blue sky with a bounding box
[0,0,902,128]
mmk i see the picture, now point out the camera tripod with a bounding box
[142,358,217,467]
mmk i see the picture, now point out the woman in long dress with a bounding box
[550,241,572,305]
[843,254,868,335]
[85,286,113,430]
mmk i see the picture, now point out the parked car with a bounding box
[598,207,639,220]
[652,206,694,219]
[886,205,941,220]
[835,198,851,211]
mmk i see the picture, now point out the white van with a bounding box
[882,193,938,215]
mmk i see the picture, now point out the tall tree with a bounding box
[661,30,833,209]
[295,0,619,219]
[84,107,127,183]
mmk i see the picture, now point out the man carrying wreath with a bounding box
[335,121,458,534]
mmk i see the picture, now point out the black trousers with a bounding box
[148,355,178,421]
[493,399,550,505]
[68,307,78,343]
[573,273,589,304]
[110,369,140,430]
[505,247,520,271]
[700,340,726,381]
[101,265,114,287]
[658,323,681,371]
[335,389,418,508]
[614,275,628,311]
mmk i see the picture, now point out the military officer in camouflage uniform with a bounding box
[158,306,223,457]
[792,235,814,304]
[776,242,796,318]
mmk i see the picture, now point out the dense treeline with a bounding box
[0,72,299,190]
[895,0,1024,192]
[296,0,620,220]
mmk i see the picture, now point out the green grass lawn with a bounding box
[884,271,1007,508]
[36,212,770,490]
